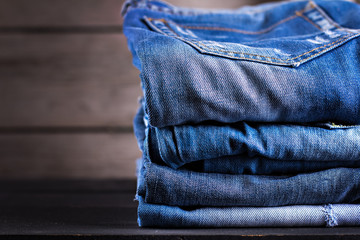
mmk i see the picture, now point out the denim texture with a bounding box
[123,0,360,127]
[138,197,360,227]
[187,156,360,175]
[125,0,360,228]
[147,120,360,169]
[133,105,360,175]
[137,158,360,207]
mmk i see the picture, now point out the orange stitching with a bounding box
[189,34,351,62]
[179,33,359,65]
[150,17,355,63]
[297,34,359,63]
[147,3,310,35]
[149,19,276,60]
[310,1,340,30]
[150,17,354,63]
[286,34,350,61]
[145,2,359,65]
[180,15,298,35]
[296,11,322,30]
[310,1,354,35]
[192,40,282,61]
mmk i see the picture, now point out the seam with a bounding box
[286,34,351,61]
[147,12,301,36]
[190,33,352,62]
[145,1,359,65]
[309,0,354,35]
[179,15,298,35]
[147,16,354,62]
[146,4,311,35]
[311,1,340,30]
[296,10,322,30]
[162,21,356,64]
[296,34,357,63]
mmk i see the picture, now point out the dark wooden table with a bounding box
[1,180,360,240]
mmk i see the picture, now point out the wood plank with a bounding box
[0,0,124,27]
[0,34,141,127]
[0,133,141,179]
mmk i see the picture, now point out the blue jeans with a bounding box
[147,118,360,169]
[137,158,360,207]
[123,0,360,127]
[126,0,360,228]
[137,197,360,227]
[134,105,360,175]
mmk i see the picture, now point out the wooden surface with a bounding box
[0,34,140,127]
[0,133,140,178]
[1,180,360,239]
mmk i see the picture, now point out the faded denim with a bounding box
[123,0,360,127]
[138,197,360,227]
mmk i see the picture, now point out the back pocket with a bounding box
[144,1,360,67]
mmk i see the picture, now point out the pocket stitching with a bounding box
[163,21,355,63]
[145,1,359,66]
[177,14,299,35]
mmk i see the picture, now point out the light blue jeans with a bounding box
[138,197,360,227]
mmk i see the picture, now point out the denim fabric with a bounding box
[123,0,360,127]
[132,105,360,174]
[137,197,360,227]
[147,120,360,169]
[126,0,360,228]
[186,156,360,175]
[137,158,360,207]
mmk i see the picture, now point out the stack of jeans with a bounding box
[123,0,360,227]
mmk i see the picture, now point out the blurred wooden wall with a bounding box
[0,0,289,179]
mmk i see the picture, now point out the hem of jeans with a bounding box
[136,202,360,228]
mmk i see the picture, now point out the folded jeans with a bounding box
[123,0,360,127]
[137,196,360,227]
[137,158,360,207]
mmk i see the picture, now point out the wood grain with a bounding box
[0,133,141,179]
[0,34,141,127]
[0,0,124,27]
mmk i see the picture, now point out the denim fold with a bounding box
[123,0,360,127]
[138,197,360,227]
[134,105,360,175]
[137,158,360,207]
[147,121,360,169]
[185,156,360,175]
[124,0,360,228]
